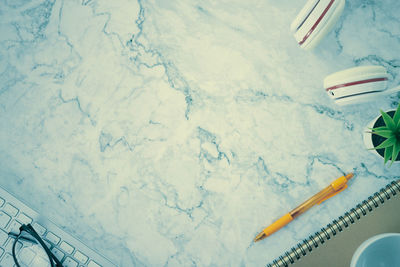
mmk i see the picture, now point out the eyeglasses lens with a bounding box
[14,231,51,267]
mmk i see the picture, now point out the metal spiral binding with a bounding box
[267,180,400,267]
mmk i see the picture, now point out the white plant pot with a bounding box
[363,110,399,164]
[363,114,382,158]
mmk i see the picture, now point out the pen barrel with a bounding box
[290,174,352,218]
[290,186,335,218]
[263,213,293,237]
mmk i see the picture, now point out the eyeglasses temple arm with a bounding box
[8,232,38,244]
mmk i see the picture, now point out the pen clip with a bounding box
[318,184,348,205]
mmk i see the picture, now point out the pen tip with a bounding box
[346,173,354,180]
[254,232,267,243]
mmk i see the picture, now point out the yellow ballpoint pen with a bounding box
[254,173,354,242]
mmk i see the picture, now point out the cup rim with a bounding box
[350,233,400,267]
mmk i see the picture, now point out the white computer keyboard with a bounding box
[0,185,116,267]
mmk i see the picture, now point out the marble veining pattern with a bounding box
[1,0,399,266]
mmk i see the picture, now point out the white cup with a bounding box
[350,233,400,267]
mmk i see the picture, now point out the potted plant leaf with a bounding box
[363,103,400,166]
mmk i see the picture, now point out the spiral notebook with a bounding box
[268,179,400,267]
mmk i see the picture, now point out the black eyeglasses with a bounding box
[8,224,63,267]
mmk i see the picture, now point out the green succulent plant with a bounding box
[369,103,400,166]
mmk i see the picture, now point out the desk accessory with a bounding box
[350,233,400,267]
[0,185,116,266]
[254,173,354,242]
[363,103,400,165]
[324,65,400,105]
[291,0,346,50]
[267,179,400,267]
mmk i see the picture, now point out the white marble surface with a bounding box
[1,0,400,266]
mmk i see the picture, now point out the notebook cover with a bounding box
[293,191,400,267]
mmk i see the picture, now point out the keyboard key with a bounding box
[0,253,15,266]
[88,260,102,267]
[0,230,8,245]
[31,254,50,266]
[46,231,60,245]
[5,239,22,253]
[60,241,74,254]
[19,247,36,265]
[8,220,22,233]
[32,223,46,236]
[74,250,88,264]
[63,256,78,267]
[17,213,32,225]
[3,203,18,217]
[0,211,11,229]
[51,247,65,261]
[0,197,4,207]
